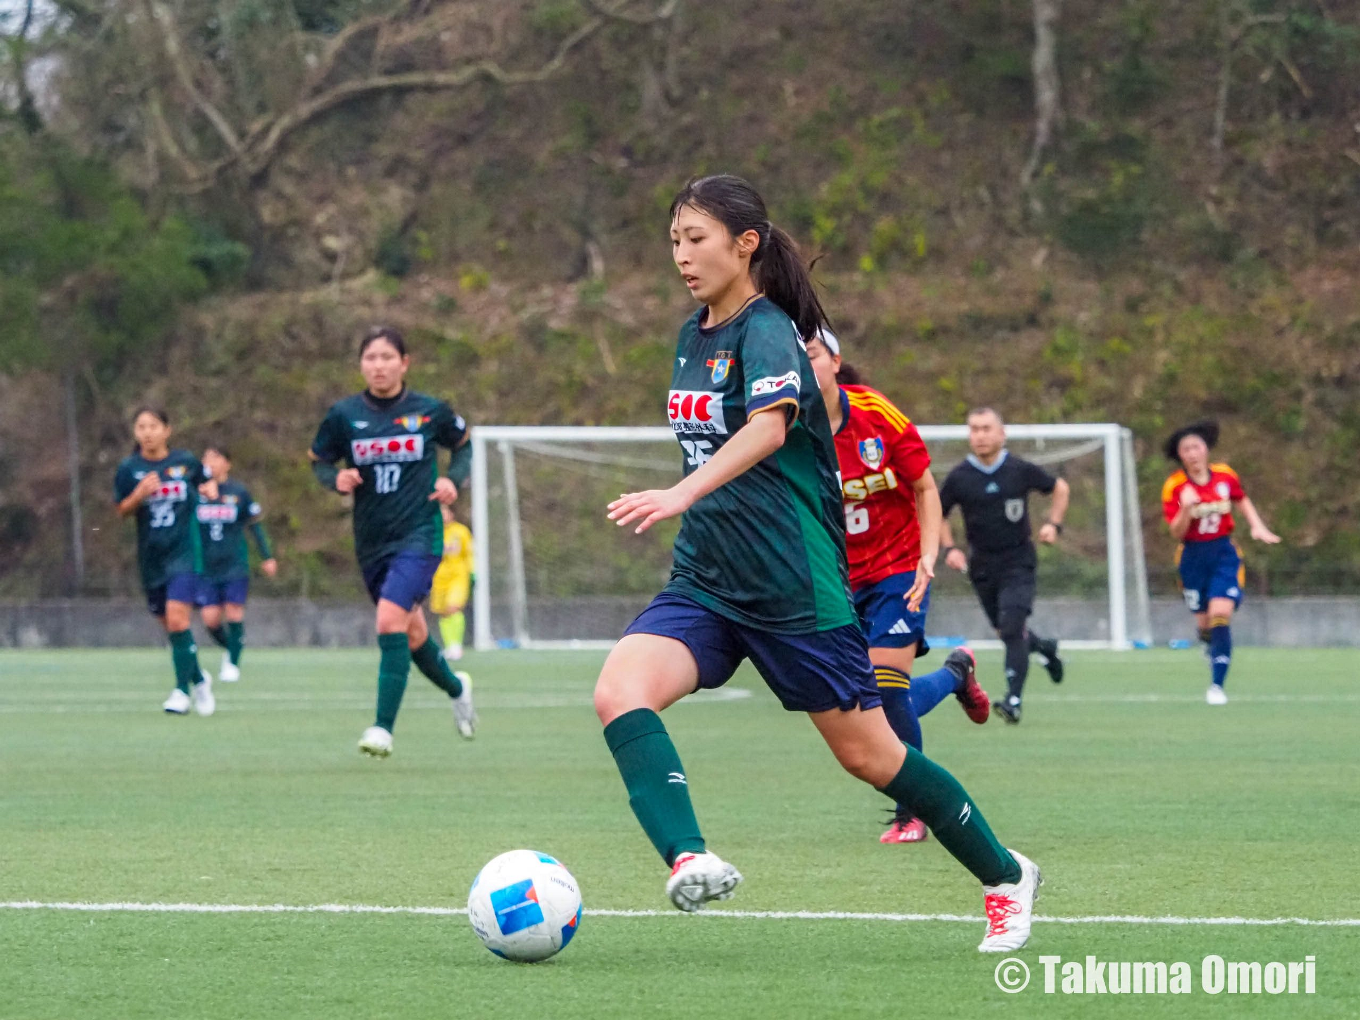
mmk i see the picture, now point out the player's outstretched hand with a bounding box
[608,487,693,534]
[945,547,968,573]
[430,477,458,505]
[1250,524,1281,544]
[1037,523,1059,544]
[904,558,934,613]
[261,558,278,578]
[335,468,363,494]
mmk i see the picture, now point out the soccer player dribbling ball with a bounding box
[804,331,991,846]
[113,407,218,716]
[594,174,1041,952]
[1161,420,1280,705]
[308,327,477,756]
[194,445,277,683]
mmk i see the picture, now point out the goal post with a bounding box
[470,424,1152,652]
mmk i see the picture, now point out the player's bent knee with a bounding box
[375,599,411,635]
[996,611,1027,642]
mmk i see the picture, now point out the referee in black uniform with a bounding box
[939,408,1070,724]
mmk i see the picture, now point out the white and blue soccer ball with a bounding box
[467,849,582,963]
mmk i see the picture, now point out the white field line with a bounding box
[2,900,1357,928]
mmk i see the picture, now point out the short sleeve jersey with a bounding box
[198,478,263,581]
[664,298,855,634]
[310,389,467,568]
[1161,464,1244,543]
[834,386,932,589]
[113,449,209,590]
[939,451,1056,559]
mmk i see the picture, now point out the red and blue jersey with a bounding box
[833,385,932,589]
[1162,463,1246,543]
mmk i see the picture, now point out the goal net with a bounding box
[470,425,1151,651]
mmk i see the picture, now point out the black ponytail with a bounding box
[669,174,831,340]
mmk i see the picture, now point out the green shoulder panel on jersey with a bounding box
[662,298,856,634]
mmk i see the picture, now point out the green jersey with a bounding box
[310,388,468,568]
[198,478,271,581]
[663,298,856,634]
[113,449,208,590]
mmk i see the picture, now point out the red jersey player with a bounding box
[806,330,990,844]
[1161,420,1280,705]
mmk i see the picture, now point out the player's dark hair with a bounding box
[835,362,866,386]
[205,444,232,462]
[668,174,831,340]
[1164,419,1219,462]
[360,326,407,358]
[967,406,1004,426]
[132,406,170,427]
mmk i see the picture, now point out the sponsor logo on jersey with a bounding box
[1190,499,1232,518]
[842,468,899,501]
[351,435,426,465]
[986,481,1000,494]
[167,466,186,479]
[858,436,885,470]
[395,414,431,432]
[352,421,369,429]
[151,480,189,503]
[667,390,726,435]
[197,504,240,523]
[750,371,800,398]
[1005,498,1025,522]
[706,351,734,385]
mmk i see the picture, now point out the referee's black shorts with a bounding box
[968,550,1037,633]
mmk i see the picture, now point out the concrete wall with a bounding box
[1,596,1357,648]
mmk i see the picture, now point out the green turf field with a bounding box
[1,646,1357,1018]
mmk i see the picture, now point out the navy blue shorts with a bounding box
[196,576,249,608]
[623,592,881,714]
[1178,537,1243,613]
[853,570,931,652]
[145,572,200,617]
[361,551,440,610]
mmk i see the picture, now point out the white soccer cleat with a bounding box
[192,671,215,717]
[162,689,191,715]
[978,849,1042,953]
[665,851,743,913]
[451,672,476,739]
[1206,684,1228,706]
[358,726,393,757]
[218,660,241,683]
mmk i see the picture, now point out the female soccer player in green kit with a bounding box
[594,175,1041,952]
[113,407,218,716]
[195,445,277,683]
[309,327,476,757]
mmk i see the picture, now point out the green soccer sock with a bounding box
[410,637,464,697]
[375,633,412,732]
[206,625,229,650]
[603,708,706,866]
[225,621,244,666]
[168,629,201,694]
[879,747,1020,886]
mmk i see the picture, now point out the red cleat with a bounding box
[880,816,929,844]
[949,646,990,725]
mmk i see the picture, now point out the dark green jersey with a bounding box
[310,388,468,568]
[113,449,208,590]
[198,478,269,581]
[663,298,856,634]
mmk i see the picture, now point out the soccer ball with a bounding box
[467,849,582,962]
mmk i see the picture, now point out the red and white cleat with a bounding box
[977,849,1042,952]
[879,816,929,844]
[665,851,743,913]
[949,647,990,725]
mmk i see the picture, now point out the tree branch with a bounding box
[582,0,678,27]
[144,0,243,155]
[1020,0,1062,190]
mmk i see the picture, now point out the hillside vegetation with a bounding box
[2,0,1358,599]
